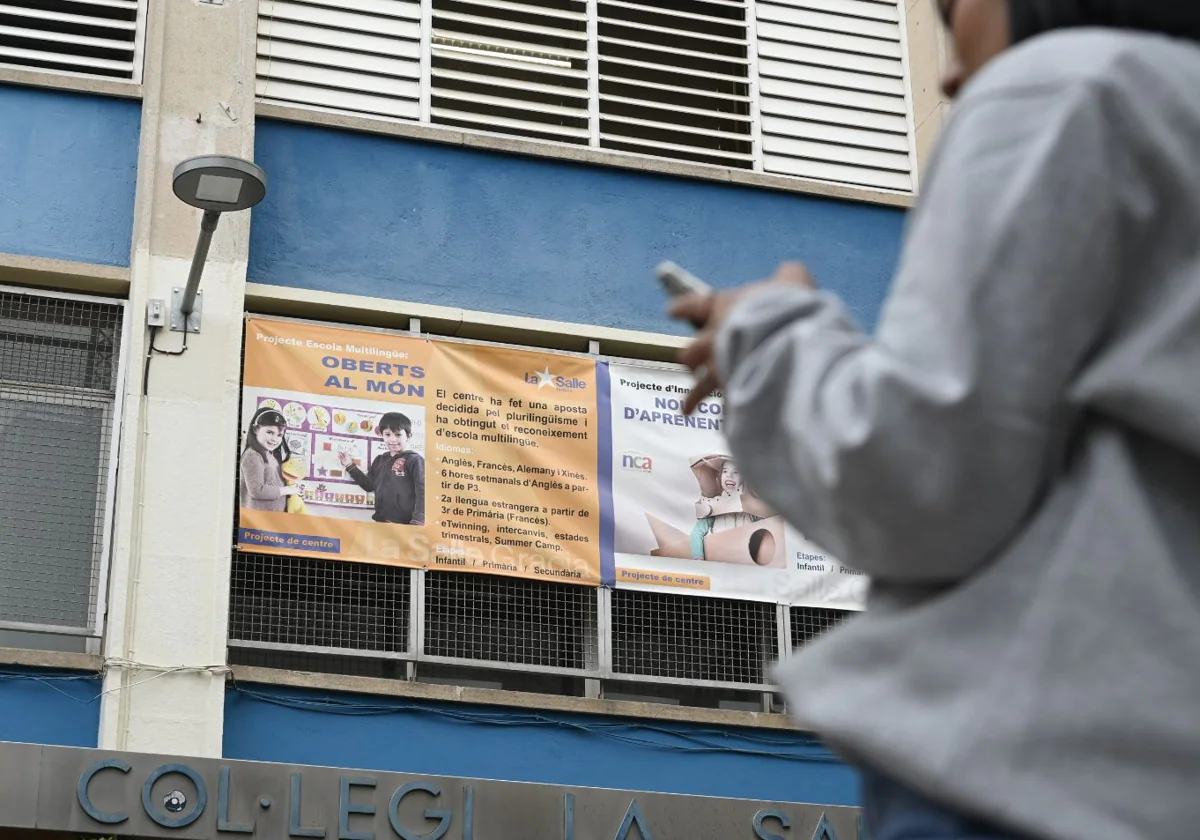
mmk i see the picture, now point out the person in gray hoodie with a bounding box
[671,1,1200,839]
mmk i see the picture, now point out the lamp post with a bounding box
[169,155,267,332]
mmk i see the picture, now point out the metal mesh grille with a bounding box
[0,292,122,390]
[790,605,852,649]
[0,291,122,632]
[229,552,411,652]
[611,590,776,685]
[423,571,598,671]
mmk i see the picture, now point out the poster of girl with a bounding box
[239,407,303,511]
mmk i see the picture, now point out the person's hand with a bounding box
[669,262,815,413]
[337,451,352,467]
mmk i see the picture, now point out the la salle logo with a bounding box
[525,366,588,391]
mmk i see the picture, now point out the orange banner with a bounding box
[239,317,600,585]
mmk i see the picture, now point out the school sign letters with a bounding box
[0,741,863,840]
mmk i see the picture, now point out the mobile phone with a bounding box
[656,261,712,298]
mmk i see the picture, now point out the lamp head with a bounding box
[172,155,267,213]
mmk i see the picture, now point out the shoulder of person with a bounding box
[925,30,1196,189]
[961,29,1194,107]
[405,451,425,465]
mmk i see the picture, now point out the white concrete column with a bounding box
[905,0,954,173]
[99,0,259,755]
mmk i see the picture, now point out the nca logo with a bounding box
[526,366,588,391]
[621,452,653,473]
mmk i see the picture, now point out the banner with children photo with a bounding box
[239,317,604,586]
[606,363,866,610]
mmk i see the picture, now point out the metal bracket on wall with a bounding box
[170,287,203,333]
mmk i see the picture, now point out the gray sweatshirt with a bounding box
[240,448,287,512]
[716,30,1200,840]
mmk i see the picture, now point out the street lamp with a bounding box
[170,155,267,332]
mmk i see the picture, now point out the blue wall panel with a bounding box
[250,120,905,335]
[0,85,140,267]
[0,667,100,747]
[224,684,860,807]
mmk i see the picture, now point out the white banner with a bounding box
[607,363,865,610]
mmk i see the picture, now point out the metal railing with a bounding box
[228,550,854,699]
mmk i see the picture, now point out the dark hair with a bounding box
[378,412,413,437]
[244,406,291,465]
[1008,1,1200,44]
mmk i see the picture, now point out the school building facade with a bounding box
[0,0,948,837]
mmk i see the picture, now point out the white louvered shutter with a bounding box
[755,0,913,191]
[258,0,422,120]
[251,0,919,193]
[0,0,141,80]
[429,0,589,144]
[597,0,753,168]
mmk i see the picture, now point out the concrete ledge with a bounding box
[0,67,142,99]
[257,103,914,210]
[245,282,688,363]
[0,253,131,296]
[232,665,802,732]
[0,647,103,673]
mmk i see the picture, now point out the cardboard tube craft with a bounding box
[646,454,786,568]
[281,456,308,515]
